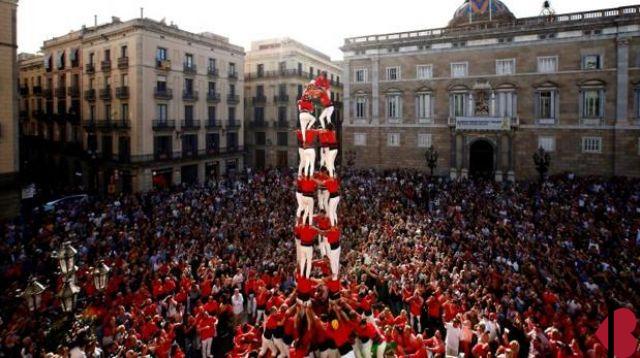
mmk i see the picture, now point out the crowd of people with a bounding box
[0,168,639,357]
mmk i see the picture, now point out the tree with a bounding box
[425,146,439,176]
[533,147,551,182]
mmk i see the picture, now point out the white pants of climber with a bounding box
[247,293,256,317]
[296,192,305,220]
[299,245,313,278]
[301,196,314,226]
[375,342,387,358]
[354,339,372,358]
[328,196,340,226]
[318,236,330,258]
[299,112,316,142]
[259,335,278,358]
[274,338,290,358]
[318,189,329,212]
[201,337,213,358]
[410,313,422,333]
[318,106,334,129]
[328,246,341,280]
[298,148,305,177]
[326,149,339,178]
[256,309,265,325]
[303,148,316,177]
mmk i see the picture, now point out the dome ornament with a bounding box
[541,0,556,17]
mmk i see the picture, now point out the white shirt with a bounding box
[232,293,244,315]
[444,322,461,354]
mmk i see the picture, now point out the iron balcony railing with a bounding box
[117,57,129,69]
[152,119,176,130]
[154,87,173,100]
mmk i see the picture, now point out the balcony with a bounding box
[275,120,289,128]
[117,57,129,69]
[225,145,244,154]
[156,59,172,71]
[227,120,241,129]
[43,89,53,100]
[448,116,518,131]
[227,94,239,104]
[183,63,197,75]
[55,87,66,98]
[205,121,222,129]
[207,67,219,77]
[154,151,174,161]
[19,86,29,96]
[252,95,267,105]
[68,86,80,98]
[535,118,558,126]
[580,118,604,127]
[85,63,95,74]
[116,86,129,99]
[228,71,238,80]
[180,120,201,130]
[152,120,176,130]
[95,120,131,130]
[154,87,173,100]
[99,87,113,101]
[182,147,198,159]
[249,120,268,129]
[206,146,220,155]
[206,92,221,103]
[245,69,310,81]
[182,90,199,102]
[274,94,289,103]
[101,60,112,72]
[32,86,42,96]
[84,89,96,101]
[71,60,80,68]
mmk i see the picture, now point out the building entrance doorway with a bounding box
[469,140,494,178]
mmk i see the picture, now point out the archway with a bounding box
[469,140,494,178]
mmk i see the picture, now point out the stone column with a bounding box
[616,37,630,126]
[495,134,504,182]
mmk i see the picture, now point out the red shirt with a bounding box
[314,76,330,91]
[409,296,424,316]
[265,312,283,330]
[298,96,314,112]
[266,294,284,311]
[296,129,317,147]
[326,278,341,294]
[298,177,317,195]
[299,225,318,245]
[324,178,340,194]
[319,130,337,146]
[356,322,380,340]
[256,290,271,307]
[296,274,316,295]
[314,215,331,230]
[326,227,341,245]
[284,316,297,338]
[427,296,441,318]
[326,320,355,347]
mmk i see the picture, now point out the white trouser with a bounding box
[256,309,265,325]
[328,246,341,279]
[274,338,290,358]
[319,106,334,128]
[298,148,305,177]
[299,112,316,142]
[302,196,314,226]
[259,335,278,357]
[303,148,316,177]
[326,149,339,178]
[201,337,213,358]
[410,313,421,333]
[296,192,305,220]
[328,196,340,226]
[318,189,329,211]
[319,236,330,258]
[320,147,328,169]
[341,350,355,358]
[299,245,313,278]
[375,342,386,358]
[354,339,372,358]
[247,294,256,317]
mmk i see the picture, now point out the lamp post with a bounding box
[21,277,46,312]
[425,145,439,177]
[92,260,111,291]
[58,280,81,313]
[533,147,551,183]
[55,241,77,276]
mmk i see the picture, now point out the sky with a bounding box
[17,0,639,60]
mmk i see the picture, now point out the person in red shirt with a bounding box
[296,176,317,226]
[255,286,271,325]
[312,73,334,129]
[318,128,338,178]
[326,305,358,357]
[355,318,386,358]
[408,291,424,333]
[424,330,446,357]
[297,225,318,277]
[296,272,320,305]
[296,128,318,179]
[325,176,340,226]
[197,312,217,358]
[298,92,316,142]
[314,210,331,258]
[260,307,283,358]
[325,277,342,302]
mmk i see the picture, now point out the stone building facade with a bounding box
[341,1,640,180]
[19,16,245,193]
[0,0,19,218]
[244,38,343,169]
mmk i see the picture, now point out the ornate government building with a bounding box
[341,1,640,180]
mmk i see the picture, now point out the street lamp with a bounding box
[55,241,77,276]
[92,261,111,291]
[425,145,439,177]
[58,280,81,313]
[533,147,551,183]
[21,277,46,312]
